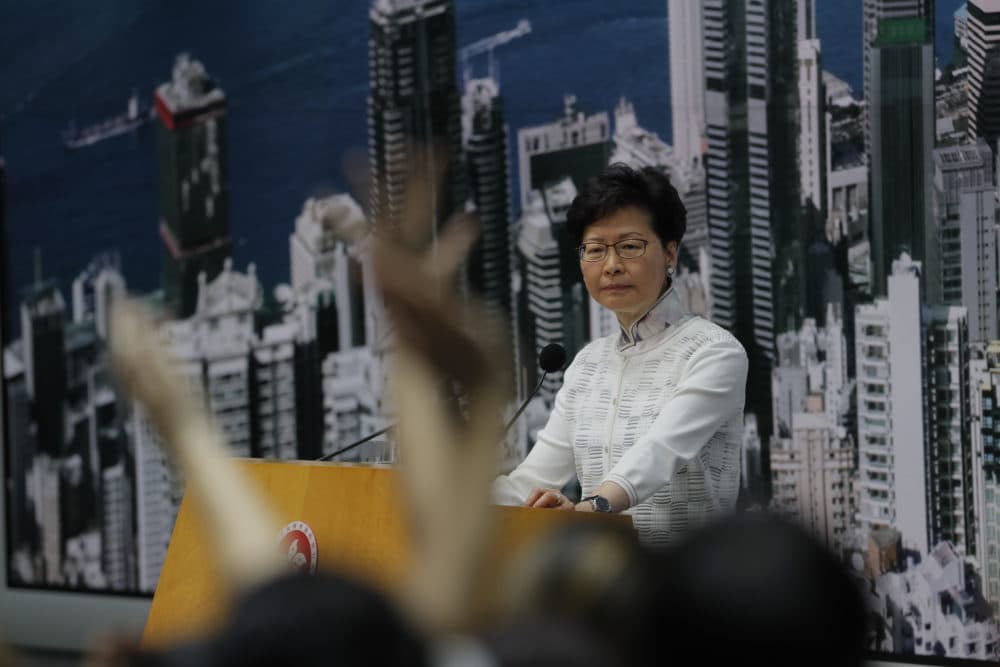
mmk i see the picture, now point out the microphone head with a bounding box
[538,343,567,373]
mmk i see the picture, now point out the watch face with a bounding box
[593,496,611,512]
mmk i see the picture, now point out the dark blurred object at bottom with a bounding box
[110,572,429,667]
[645,513,867,667]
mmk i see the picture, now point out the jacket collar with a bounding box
[617,286,689,351]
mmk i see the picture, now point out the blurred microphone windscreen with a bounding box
[538,343,567,373]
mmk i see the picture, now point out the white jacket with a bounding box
[493,289,749,545]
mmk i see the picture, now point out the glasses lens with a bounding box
[616,239,646,259]
[580,243,606,261]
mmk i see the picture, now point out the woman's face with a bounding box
[579,206,677,328]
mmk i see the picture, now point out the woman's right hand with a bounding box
[525,488,576,511]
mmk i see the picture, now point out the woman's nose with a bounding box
[602,250,623,273]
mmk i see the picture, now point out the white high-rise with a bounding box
[856,254,927,554]
[668,0,705,171]
[194,260,262,458]
[254,322,299,460]
[798,37,826,213]
[856,253,972,557]
[289,194,369,351]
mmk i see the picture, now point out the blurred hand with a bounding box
[526,488,576,511]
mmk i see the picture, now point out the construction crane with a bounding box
[459,19,532,86]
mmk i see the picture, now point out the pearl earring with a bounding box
[666,265,674,277]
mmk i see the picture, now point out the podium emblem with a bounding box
[277,521,318,575]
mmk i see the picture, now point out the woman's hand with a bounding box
[525,488,576,511]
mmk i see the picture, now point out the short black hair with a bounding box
[565,163,686,249]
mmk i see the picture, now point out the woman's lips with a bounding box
[602,284,632,292]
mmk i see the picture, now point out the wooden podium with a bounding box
[142,460,631,647]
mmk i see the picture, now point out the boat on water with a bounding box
[62,92,155,150]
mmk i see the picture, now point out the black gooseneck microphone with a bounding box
[317,343,566,462]
[502,343,566,434]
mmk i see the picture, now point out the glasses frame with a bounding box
[577,238,650,262]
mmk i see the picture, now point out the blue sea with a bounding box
[0,0,963,329]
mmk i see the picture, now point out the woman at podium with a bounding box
[492,164,748,545]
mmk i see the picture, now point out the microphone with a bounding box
[318,343,566,462]
[502,343,566,434]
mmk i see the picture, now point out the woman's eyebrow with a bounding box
[582,231,646,242]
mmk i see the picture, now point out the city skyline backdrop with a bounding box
[4,1,997,665]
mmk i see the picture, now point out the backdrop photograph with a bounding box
[2,0,995,663]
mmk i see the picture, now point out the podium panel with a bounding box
[142,460,631,647]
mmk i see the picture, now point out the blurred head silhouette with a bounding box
[641,512,866,667]
[494,522,652,665]
[103,572,428,667]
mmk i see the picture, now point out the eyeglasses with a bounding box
[577,239,649,262]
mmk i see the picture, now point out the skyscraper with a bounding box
[966,0,1000,145]
[862,0,934,160]
[669,0,706,171]
[931,140,997,341]
[798,37,827,215]
[869,17,934,297]
[367,0,466,238]
[704,0,802,451]
[20,281,67,456]
[154,54,231,318]
[856,254,972,557]
[462,76,514,362]
[516,182,585,406]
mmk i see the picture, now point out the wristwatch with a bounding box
[581,494,612,513]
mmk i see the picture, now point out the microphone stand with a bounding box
[502,372,548,433]
[317,423,394,462]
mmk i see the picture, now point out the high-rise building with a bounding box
[367,0,466,238]
[869,17,934,297]
[71,253,126,341]
[289,194,369,352]
[25,454,63,584]
[193,260,261,458]
[856,254,972,557]
[133,405,184,593]
[20,281,67,456]
[101,462,135,591]
[862,0,933,160]
[154,54,231,318]
[517,95,610,212]
[798,37,827,215]
[253,322,299,460]
[669,0,706,171]
[462,76,514,365]
[931,140,997,341]
[924,306,973,555]
[972,341,1000,615]
[770,400,855,555]
[704,0,802,453]
[516,184,580,406]
[770,307,854,553]
[288,194,373,458]
[966,0,1000,145]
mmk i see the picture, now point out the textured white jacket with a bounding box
[493,288,749,545]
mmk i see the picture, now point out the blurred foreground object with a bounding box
[647,513,866,667]
[109,301,285,595]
